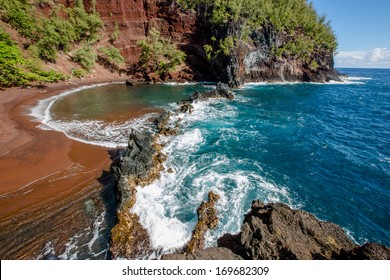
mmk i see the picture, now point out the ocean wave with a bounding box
[30,83,155,148]
[37,115,155,148]
[164,82,197,86]
[344,76,372,81]
[133,181,195,251]
[241,78,367,88]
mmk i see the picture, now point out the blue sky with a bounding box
[311,0,390,68]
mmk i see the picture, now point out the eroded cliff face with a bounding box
[58,1,339,85]
[197,19,341,87]
[229,28,340,86]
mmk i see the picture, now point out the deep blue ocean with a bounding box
[32,68,390,258]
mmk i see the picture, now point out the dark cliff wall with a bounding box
[59,0,339,85]
[196,17,340,86]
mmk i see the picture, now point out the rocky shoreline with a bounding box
[109,83,235,258]
[164,201,390,260]
[109,83,389,260]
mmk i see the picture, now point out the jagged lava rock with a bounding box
[218,201,356,260]
[334,243,390,260]
[185,191,220,254]
[111,129,165,258]
[189,83,234,101]
[155,111,179,136]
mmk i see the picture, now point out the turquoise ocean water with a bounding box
[32,68,390,259]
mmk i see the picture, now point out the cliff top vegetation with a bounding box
[0,0,124,88]
[179,0,337,63]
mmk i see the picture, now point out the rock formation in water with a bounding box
[178,82,234,113]
[110,129,165,258]
[163,200,390,260]
[185,191,220,254]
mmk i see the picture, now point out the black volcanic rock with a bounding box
[217,201,389,260]
[110,129,165,258]
[334,243,390,260]
[218,201,356,259]
[189,83,234,101]
[163,200,389,260]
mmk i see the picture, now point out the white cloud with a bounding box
[335,48,390,68]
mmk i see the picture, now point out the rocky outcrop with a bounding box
[190,83,234,101]
[110,129,165,258]
[155,111,179,136]
[185,191,220,254]
[178,82,234,113]
[198,19,341,87]
[334,243,390,260]
[218,201,356,260]
[163,200,390,260]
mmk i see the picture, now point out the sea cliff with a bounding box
[1,0,341,87]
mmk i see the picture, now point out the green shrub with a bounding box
[0,38,64,87]
[0,0,40,40]
[0,1,104,87]
[137,28,186,74]
[71,68,86,78]
[0,26,14,46]
[72,45,97,71]
[0,0,104,62]
[179,0,338,61]
[110,23,120,42]
[98,46,124,65]
[0,41,26,87]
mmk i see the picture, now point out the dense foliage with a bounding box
[98,46,125,65]
[0,0,104,62]
[0,27,64,88]
[0,0,125,87]
[137,28,186,75]
[72,45,97,71]
[179,0,337,63]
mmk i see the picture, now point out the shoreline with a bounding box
[0,78,128,259]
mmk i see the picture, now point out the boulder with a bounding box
[334,242,390,260]
[189,83,234,102]
[218,201,389,260]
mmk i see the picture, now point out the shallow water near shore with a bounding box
[32,69,390,259]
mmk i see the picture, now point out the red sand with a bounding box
[0,79,127,258]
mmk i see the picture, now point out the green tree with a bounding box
[137,28,186,74]
[98,46,124,65]
[72,45,97,71]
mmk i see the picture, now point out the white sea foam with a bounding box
[37,115,155,148]
[241,77,369,88]
[30,83,155,148]
[164,82,197,86]
[344,76,372,81]
[133,182,194,251]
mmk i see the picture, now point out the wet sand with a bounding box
[0,79,127,259]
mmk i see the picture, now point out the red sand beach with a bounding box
[0,79,126,259]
